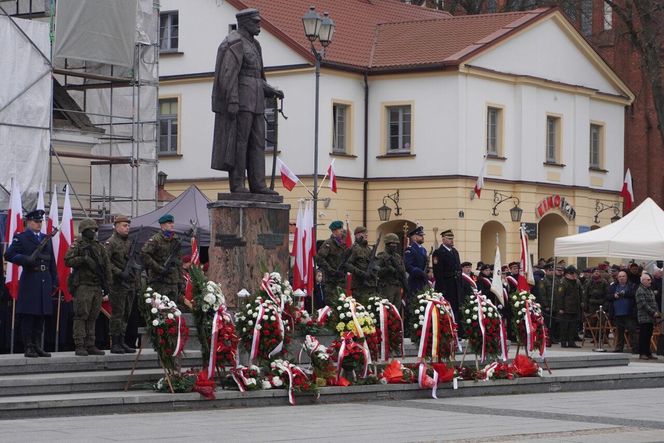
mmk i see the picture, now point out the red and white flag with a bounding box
[58,185,74,302]
[291,200,315,297]
[47,185,60,262]
[473,158,486,199]
[327,159,337,193]
[621,168,634,211]
[37,184,46,234]
[184,230,200,302]
[518,226,535,292]
[345,218,352,249]
[276,158,299,191]
[4,178,24,300]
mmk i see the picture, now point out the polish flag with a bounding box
[47,185,60,264]
[184,232,200,302]
[473,159,486,199]
[345,218,352,249]
[518,226,535,292]
[291,202,304,290]
[303,200,315,297]
[291,200,315,297]
[58,185,74,302]
[621,168,634,211]
[36,184,46,234]
[327,159,337,193]
[277,158,299,191]
[4,178,24,300]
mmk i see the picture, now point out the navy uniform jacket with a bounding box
[4,230,58,316]
[432,245,462,315]
[404,243,428,295]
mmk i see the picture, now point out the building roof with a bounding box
[226,0,555,72]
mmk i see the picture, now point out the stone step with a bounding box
[0,362,662,420]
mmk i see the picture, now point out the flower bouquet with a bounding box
[510,291,547,356]
[461,291,508,363]
[410,288,459,362]
[477,361,517,381]
[365,296,404,361]
[380,359,415,384]
[267,359,315,405]
[329,292,376,338]
[328,332,370,382]
[301,335,335,384]
[512,354,542,377]
[189,266,237,374]
[235,297,290,363]
[140,287,187,373]
[223,364,263,391]
[152,371,196,393]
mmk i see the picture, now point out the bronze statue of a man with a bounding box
[211,8,283,194]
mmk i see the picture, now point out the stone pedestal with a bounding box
[207,193,290,308]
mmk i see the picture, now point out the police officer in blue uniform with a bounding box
[404,225,429,297]
[4,210,58,358]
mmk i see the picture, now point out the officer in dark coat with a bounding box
[432,229,462,321]
[404,225,428,297]
[4,210,58,358]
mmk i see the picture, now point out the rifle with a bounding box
[120,226,144,287]
[159,237,182,278]
[83,244,110,296]
[365,232,383,277]
[26,227,60,265]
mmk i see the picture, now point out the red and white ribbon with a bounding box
[379,304,389,361]
[316,306,332,326]
[481,361,499,381]
[268,312,285,359]
[418,362,439,399]
[173,315,186,357]
[348,299,372,365]
[474,291,487,363]
[207,309,222,378]
[418,300,438,360]
[462,273,477,290]
[499,318,509,361]
[524,299,534,353]
[230,366,248,392]
[249,303,267,363]
[336,333,369,380]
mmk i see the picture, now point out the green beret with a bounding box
[329,220,343,230]
[384,233,399,244]
[354,226,367,235]
[158,214,174,224]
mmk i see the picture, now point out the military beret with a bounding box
[564,265,578,275]
[354,226,367,235]
[384,233,399,244]
[543,263,554,270]
[25,209,44,221]
[461,261,472,268]
[480,264,492,271]
[509,262,519,268]
[236,8,260,19]
[329,220,343,230]
[113,215,131,224]
[440,229,454,238]
[408,226,424,237]
[158,214,174,224]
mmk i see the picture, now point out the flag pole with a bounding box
[55,291,62,352]
[10,300,15,354]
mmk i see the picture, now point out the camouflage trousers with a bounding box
[378,284,403,308]
[109,285,136,336]
[73,284,103,348]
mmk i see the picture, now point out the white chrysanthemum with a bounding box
[252,312,258,318]
[248,320,253,326]
[344,303,350,308]
[466,319,472,324]
[167,313,174,320]
[150,307,158,314]
[512,295,517,300]
[261,380,272,390]
[472,315,477,320]
[464,309,470,315]
[174,310,181,317]
[152,319,159,326]
[473,306,478,311]
[415,309,421,314]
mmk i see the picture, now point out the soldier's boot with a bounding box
[110,335,125,354]
[86,345,105,356]
[120,335,136,354]
[23,337,38,358]
[32,333,51,357]
[75,347,89,356]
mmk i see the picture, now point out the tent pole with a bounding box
[549,256,556,330]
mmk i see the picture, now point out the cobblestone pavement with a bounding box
[1,388,663,442]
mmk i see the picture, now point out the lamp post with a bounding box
[302,6,335,249]
[492,191,523,222]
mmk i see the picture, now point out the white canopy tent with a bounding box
[554,197,664,260]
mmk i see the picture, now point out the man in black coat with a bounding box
[432,229,462,321]
[4,210,58,358]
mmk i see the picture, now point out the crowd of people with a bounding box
[316,221,663,360]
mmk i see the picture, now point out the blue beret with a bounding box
[158,214,174,224]
[329,220,343,230]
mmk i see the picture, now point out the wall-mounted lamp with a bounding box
[492,191,523,222]
[377,190,402,222]
[594,200,621,224]
[157,171,167,188]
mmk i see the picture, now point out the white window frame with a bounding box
[386,104,412,153]
[546,115,561,164]
[160,11,179,52]
[158,97,179,155]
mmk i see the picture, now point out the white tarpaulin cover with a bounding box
[54,0,137,68]
[0,15,51,209]
[554,198,664,260]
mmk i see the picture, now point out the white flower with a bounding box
[248,320,253,326]
[152,319,159,326]
[272,376,284,387]
[252,312,258,318]
[512,295,517,300]
[337,306,342,311]
[473,306,478,311]
[472,315,477,320]
[261,380,272,390]
[464,309,470,315]
[488,307,494,312]
[339,313,346,319]
[270,316,276,321]
[263,315,269,321]
[245,378,256,386]
[145,298,152,303]
[256,325,262,330]
[146,287,153,292]
[466,319,471,324]
[413,323,419,329]
[344,303,350,308]
[516,319,521,324]
[150,308,158,314]
[174,310,181,317]
[167,313,174,320]
[415,309,421,314]
[242,327,247,333]
[419,315,424,321]
[521,295,527,300]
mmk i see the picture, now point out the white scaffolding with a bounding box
[0,0,159,220]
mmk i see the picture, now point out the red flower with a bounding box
[157,328,164,336]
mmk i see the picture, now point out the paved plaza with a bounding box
[1,387,663,442]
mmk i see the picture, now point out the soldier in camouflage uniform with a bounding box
[345,226,377,305]
[140,214,184,302]
[375,233,408,307]
[555,266,582,348]
[104,215,138,354]
[537,262,564,344]
[317,220,348,303]
[64,218,112,356]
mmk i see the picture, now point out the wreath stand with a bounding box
[514,342,552,374]
[124,328,175,394]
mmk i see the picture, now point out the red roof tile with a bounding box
[225,1,554,72]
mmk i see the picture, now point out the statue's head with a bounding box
[236,8,261,36]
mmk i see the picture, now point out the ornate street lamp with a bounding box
[492,191,523,222]
[377,190,402,222]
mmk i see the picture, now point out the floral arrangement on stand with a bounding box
[510,291,547,356]
[267,359,315,405]
[300,335,335,385]
[365,296,404,362]
[189,266,238,380]
[328,332,371,383]
[461,290,509,363]
[236,297,290,363]
[410,288,459,362]
[140,287,188,375]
